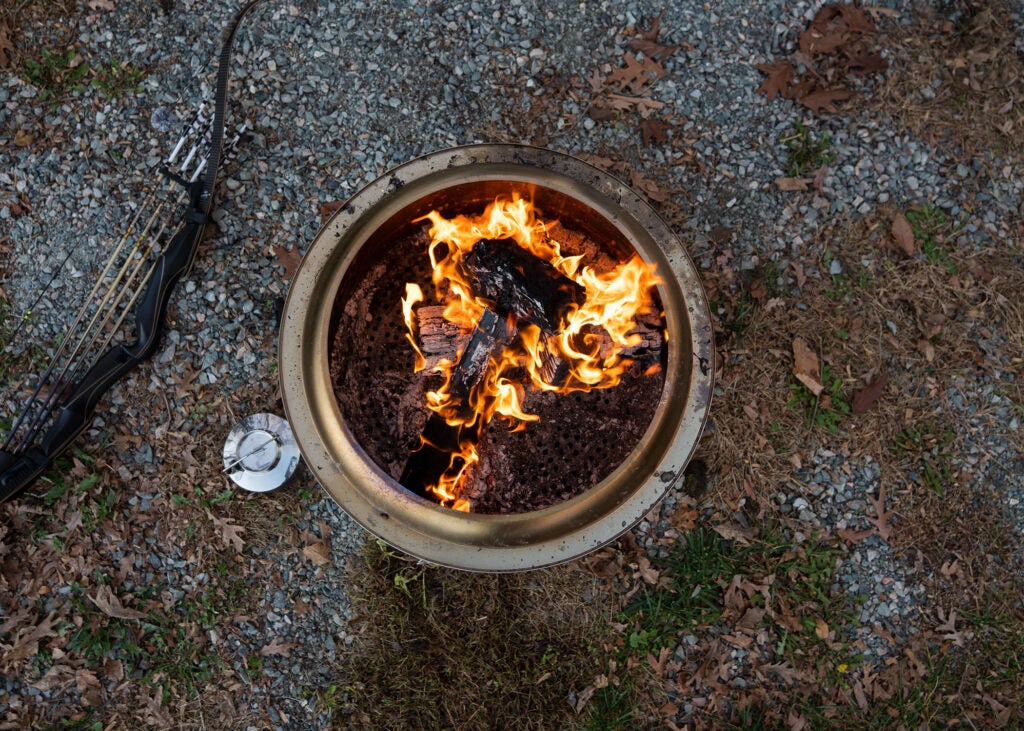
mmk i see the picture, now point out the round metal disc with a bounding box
[222,413,300,492]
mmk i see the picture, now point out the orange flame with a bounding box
[404,195,661,510]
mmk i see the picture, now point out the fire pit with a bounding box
[280,145,712,571]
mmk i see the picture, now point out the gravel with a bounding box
[2,0,1023,728]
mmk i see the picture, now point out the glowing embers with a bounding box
[400,195,663,511]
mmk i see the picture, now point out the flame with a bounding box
[404,194,661,510]
[402,283,426,372]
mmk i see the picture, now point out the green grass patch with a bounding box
[622,528,734,649]
[905,205,959,275]
[22,46,145,105]
[782,121,835,177]
[787,363,850,434]
[894,419,956,495]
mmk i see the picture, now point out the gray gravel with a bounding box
[2,0,1023,728]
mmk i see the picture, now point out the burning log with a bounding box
[462,238,585,332]
[415,305,664,375]
[400,308,509,499]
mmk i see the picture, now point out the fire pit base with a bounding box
[280,145,712,571]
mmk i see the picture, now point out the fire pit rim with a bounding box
[280,143,713,571]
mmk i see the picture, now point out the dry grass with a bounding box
[873,0,1024,164]
[338,544,613,730]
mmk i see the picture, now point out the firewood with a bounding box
[401,308,508,498]
[462,238,585,332]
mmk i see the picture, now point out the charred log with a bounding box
[415,305,664,376]
[401,308,508,499]
[462,238,585,332]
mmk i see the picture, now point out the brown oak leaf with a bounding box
[891,211,915,256]
[90,585,148,620]
[629,170,668,202]
[260,638,297,657]
[302,541,331,566]
[799,88,856,113]
[639,118,670,146]
[607,53,664,94]
[753,61,794,101]
[774,176,812,192]
[792,337,824,396]
[866,483,893,541]
[272,244,303,281]
[799,30,847,56]
[210,513,245,552]
[0,22,14,68]
[846,52,888,74]
[851,371,888,415]
[319,200,344,223]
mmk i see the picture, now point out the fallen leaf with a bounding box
[628,10,684,58]
[846,52,888,74]
[629,170,668,202]
[790,262,807,288]
[799,30,847,56]
[210,514,245,553]
[754,61,794,101]
[762,662,802,685]
[712,522,754,545]
[13,129,34,147]
[576,154,615,171]
[851,371,888,415]
[636,555,660,584]
[90,585,148,620]
[607,52,665,94]
[917,339,935,362]
[891,212,915,256]
[627,37,680,60]
[302,542,331,566]
[838,3,877,32]
[792,336,824,396]
[272,244,303,281]
[788,708,809,731]
[935,607,971,647]
[637,9,666,42]
[799,88,856,113]
[0,22,14,68]
[647,646,671,677]
[814,617,830,640]
[319,200,344,223]
[853,680,869,711]
[866,483,893,541]
[737,607,765,631]
[259,638,297,657]
[774,176,812,191]
[638,118,670,146]
[837,527,874,544]
[104,658,124,682]
[1,613,58,668]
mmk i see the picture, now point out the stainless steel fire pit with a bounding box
[280,144,712,571]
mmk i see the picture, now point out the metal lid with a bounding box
[222,413,301,492]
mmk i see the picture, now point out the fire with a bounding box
[403,195,661,510]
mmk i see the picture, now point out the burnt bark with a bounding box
[400,308,508,498]
[462,238,585,332]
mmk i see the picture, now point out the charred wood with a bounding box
[462,238,585,332]
[401,308,508,499]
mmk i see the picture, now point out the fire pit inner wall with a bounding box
[280,145,713,571]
